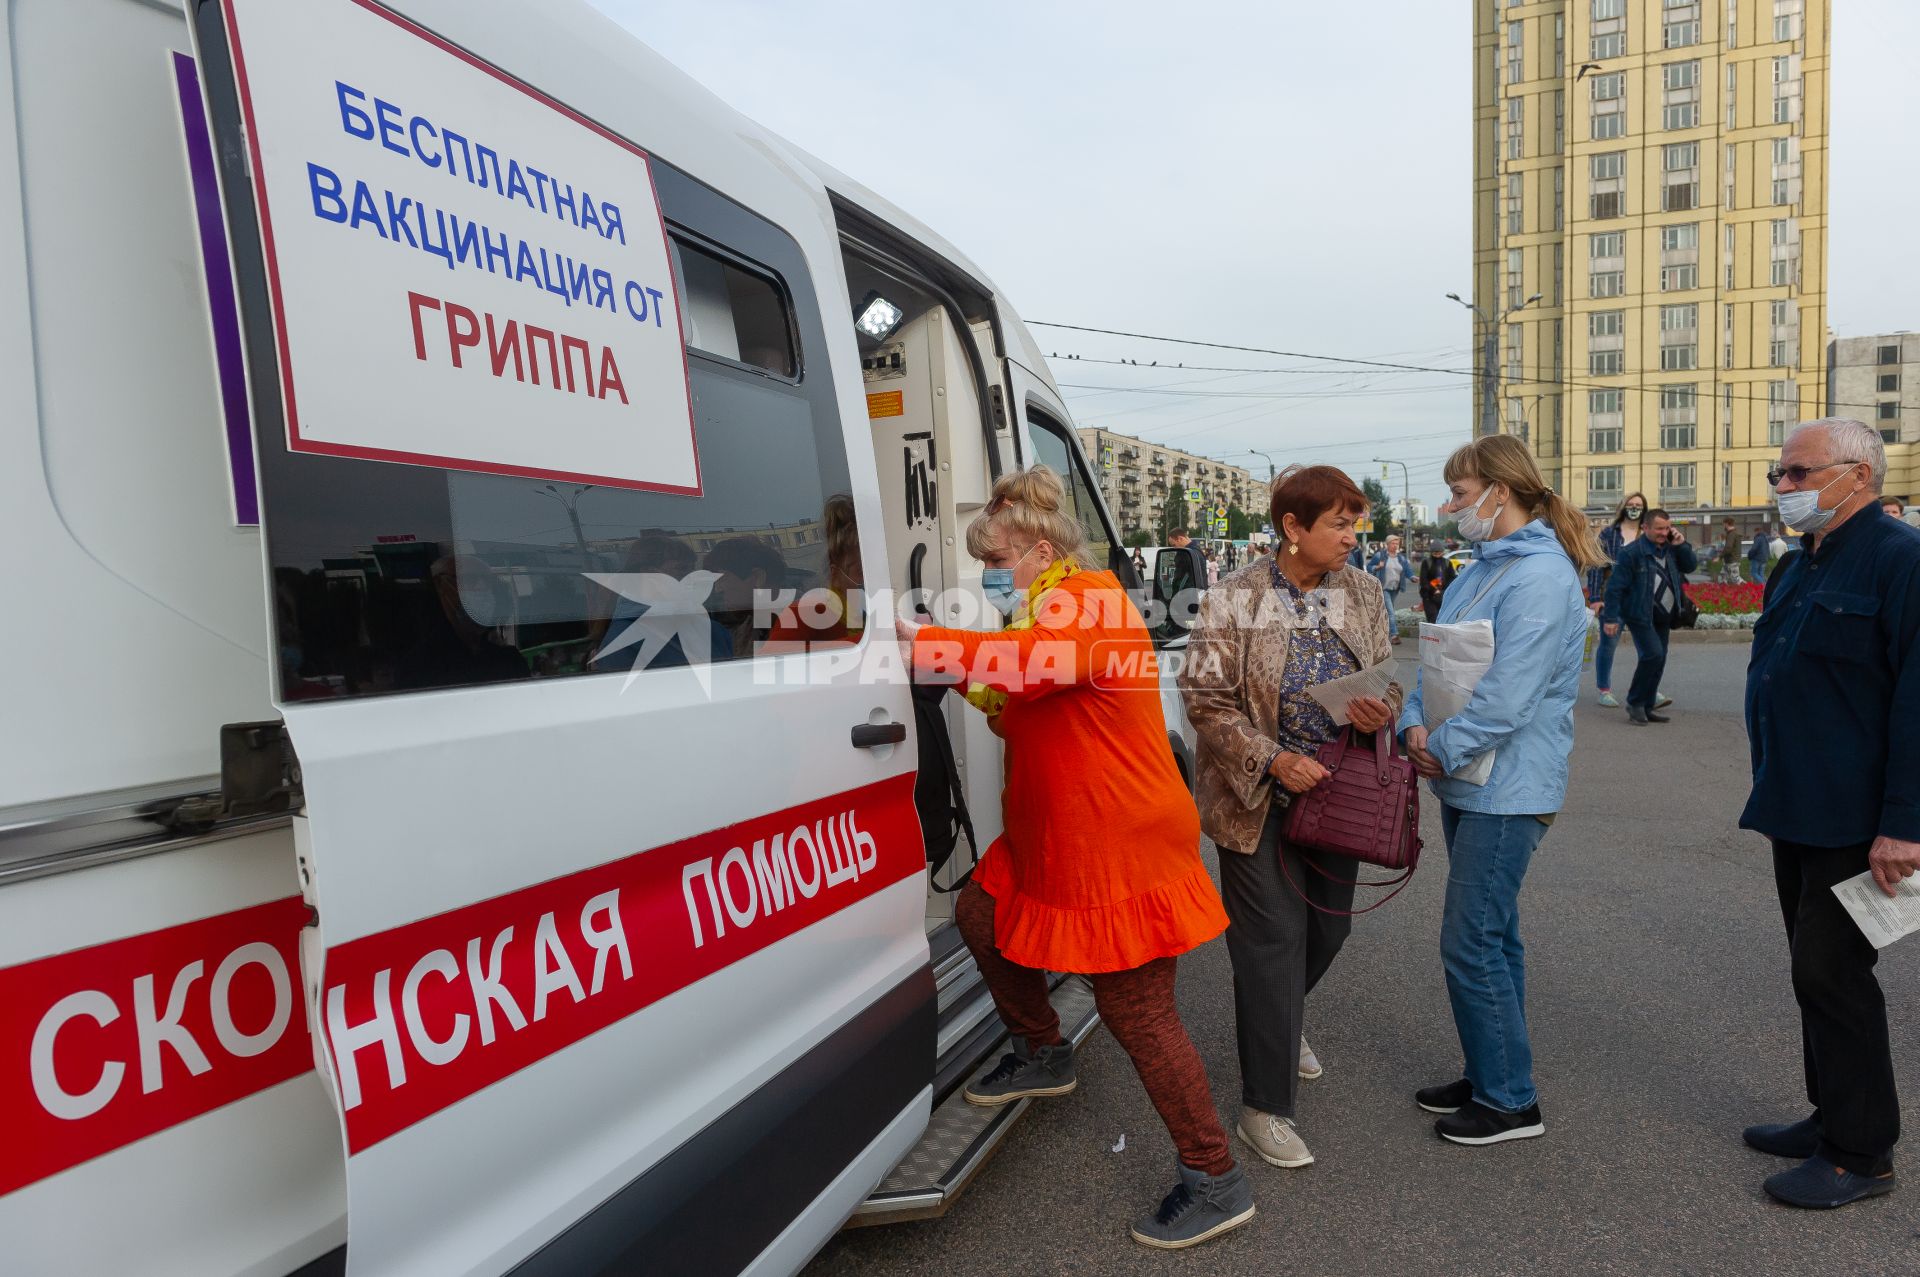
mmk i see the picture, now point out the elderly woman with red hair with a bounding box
[1180,464,1401,1171]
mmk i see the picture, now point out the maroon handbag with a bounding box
[1279,727,1423,915]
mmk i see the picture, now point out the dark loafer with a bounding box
[1743,1116,1820,1159]
[1763,1156,1896,1209]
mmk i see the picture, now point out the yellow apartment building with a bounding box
[1470,0,1866,528]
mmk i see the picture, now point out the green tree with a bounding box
[1225,504,1256,540]
[1157,491,1190,543]
[1123,528,1154,548]
[1362,477,1396,535]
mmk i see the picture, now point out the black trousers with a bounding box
[1218,809,1356,1117]
[1624,613,1670,710]
[1772,839,1900,1174]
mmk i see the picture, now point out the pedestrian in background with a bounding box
[1883,495,1907,519]
[899,466,1253,1248]
[1602,509,1696,725]
[1131,546,1147,580]
[1720,518,1743,585]
[1401,435,1607,1146]
[1740,418,1920,1209]
[1419,541,1456,623]
[1369,533,1414,646]
[1586,492,1645,709]
[1748,522,1777,583]
[1181,465,1398,1174]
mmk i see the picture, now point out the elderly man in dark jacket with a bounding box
[1740,417,1920,1209]
[1601,508,1696,724]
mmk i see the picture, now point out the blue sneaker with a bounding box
[1763,1156,1896,1209]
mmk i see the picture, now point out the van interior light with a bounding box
[854,292,904,342]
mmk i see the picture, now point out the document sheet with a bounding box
[1307,659,1399,727]
[1831,871,1920,949]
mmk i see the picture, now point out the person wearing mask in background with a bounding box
[1419,541,1456,623]
[1602,510,1696,725]
[1181,466,1399,1174]
[1586,492,1645,710]
[899,466,1253,1249]
[1369,533,1414,646]
[1740,418,1920,1209]
[1401,436,1607,1146]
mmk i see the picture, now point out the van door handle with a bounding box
[851,722,907,749]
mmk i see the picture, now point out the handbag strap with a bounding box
[1456,556,1523,618]
[1278,843,1415,917]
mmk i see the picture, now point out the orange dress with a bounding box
[913,571,1227,973]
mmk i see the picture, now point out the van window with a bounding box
[671,238,795,377]
[261,164,859,698]
[1023,407,1115,571]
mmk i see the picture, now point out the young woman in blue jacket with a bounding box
[1399,435,1609,1146]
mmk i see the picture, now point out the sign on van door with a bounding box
[222,0,698,493]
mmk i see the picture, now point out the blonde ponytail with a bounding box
[1443,436,1608,572]
[965,465,1095,568]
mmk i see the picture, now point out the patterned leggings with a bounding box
[955,882,1234,1175]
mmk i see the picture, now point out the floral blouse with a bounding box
[1269,561,1360,757]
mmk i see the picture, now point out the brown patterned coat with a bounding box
[1178,560,1404,855]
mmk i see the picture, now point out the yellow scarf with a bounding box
[965,559,1077,716]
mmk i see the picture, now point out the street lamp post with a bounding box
[1447,290,1540,437]
[1373,457,1412,532]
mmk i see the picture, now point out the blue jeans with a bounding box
[1593,620,1621,690]
[1439,805,1548,1113]
[1624,615,1669,710]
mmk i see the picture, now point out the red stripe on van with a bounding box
[320,772,925,1152]
[0,897,314,1196]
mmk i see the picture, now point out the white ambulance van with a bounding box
[0,1,1203,1272]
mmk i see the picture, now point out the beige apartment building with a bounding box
[1828,334,1919,500]
[1072,427,1260,540]
[1473,0,1841,526]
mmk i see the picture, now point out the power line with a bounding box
[1045,352,1472,376]
[1032,320,1895,416]
[1056,381,1465,400]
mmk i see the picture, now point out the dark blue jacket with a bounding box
[1742,508,1920,847]
[1601,534,1697,626]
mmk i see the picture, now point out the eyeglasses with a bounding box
[1766,460,1862,488]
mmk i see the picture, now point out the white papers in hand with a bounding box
[1307,659,1398,726]
[1831,871,1920,949]
[1418,620,1496,786]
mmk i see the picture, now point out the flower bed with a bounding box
[1684,581,1764,615]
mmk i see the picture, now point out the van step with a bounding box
[847,974,1098,1226]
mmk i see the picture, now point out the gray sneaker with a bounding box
[1236,1107,1315,1168]
[963,1042,1077,1106]
[1130,1161,1256,1249]
[1298,1035,1323,1080]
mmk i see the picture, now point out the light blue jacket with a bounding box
[1396,520,1589,815]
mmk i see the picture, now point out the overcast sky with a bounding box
[601,1,1917,509]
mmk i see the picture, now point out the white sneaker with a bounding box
[1298,1036,1322,1080]
[1236,1107,1315,1168]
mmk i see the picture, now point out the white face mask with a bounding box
[1452,487,1505,543]
[1775,469,1852,533]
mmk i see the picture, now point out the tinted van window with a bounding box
[260,164,860,698]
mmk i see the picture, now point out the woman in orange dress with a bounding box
[897,465,1251,1250]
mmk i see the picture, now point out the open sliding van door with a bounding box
[190,2,931,1272]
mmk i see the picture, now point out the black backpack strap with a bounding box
[912,684,979,893]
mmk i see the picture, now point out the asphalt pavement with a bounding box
[808,640,1920,1277]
